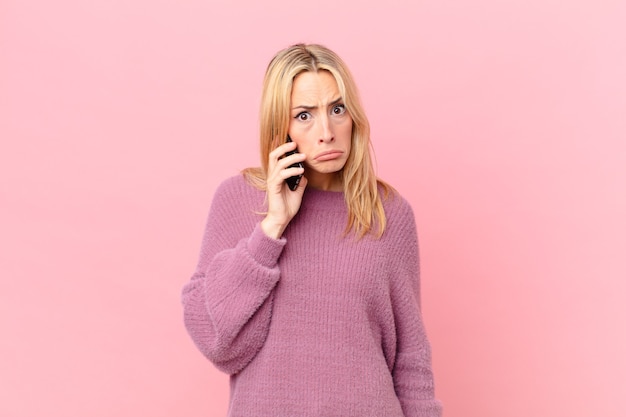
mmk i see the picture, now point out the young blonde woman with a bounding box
[182,43,442,417]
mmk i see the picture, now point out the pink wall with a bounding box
[1,0,625,416]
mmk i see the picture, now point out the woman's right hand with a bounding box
[260,140,308,239]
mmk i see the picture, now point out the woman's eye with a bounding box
[296,112,311,121]
[332,104,346,115]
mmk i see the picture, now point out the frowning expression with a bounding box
[288,70,353,191]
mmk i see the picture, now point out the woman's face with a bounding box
[288,70,353,191]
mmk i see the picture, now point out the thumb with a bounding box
[295,176,308,195]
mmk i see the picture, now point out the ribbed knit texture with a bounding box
[181,174,442,417]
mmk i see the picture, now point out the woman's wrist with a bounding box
[261,217,286,239]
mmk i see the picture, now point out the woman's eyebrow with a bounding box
[328,97,343,107]
[292,97,343,111]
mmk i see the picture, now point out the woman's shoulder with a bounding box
[215,172,247,191]
[376,180,419,245]
[378,180,415,221]
[215,172,260,192]
[211,173,265,209]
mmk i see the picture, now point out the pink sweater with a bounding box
[181,175,442,417]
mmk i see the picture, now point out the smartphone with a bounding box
[285,135,303,191]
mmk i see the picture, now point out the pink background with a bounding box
[1,0,625,416]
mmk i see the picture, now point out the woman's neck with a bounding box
[304,171,342,191]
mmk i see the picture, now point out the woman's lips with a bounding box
[314,150,344,161]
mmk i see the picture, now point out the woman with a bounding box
[181,43,442,417]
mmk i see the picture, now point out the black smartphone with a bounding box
[285,135,303,191]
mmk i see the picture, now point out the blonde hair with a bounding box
[243,43,393,238]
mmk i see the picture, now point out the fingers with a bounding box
[293,174,308,194]
[269,142,306,168]
[269,140,297,161]
[267,141,296,172]
[267,165,304,194]
[267,143,306,181]
[263,142,308,237]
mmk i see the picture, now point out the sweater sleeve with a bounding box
[181,178,286,375]
[387,198,443,417]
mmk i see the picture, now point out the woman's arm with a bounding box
[181,177,286,375]
[182,140,306,374]
[387,198,443,417]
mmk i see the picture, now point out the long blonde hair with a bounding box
[243,43,393,238]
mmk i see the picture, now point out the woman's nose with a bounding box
[318,116,334,143]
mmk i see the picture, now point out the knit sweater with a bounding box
[181,174,442,417]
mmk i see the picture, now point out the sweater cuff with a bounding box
[246,223,286,268]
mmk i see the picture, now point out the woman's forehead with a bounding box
[291,71,340,104]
